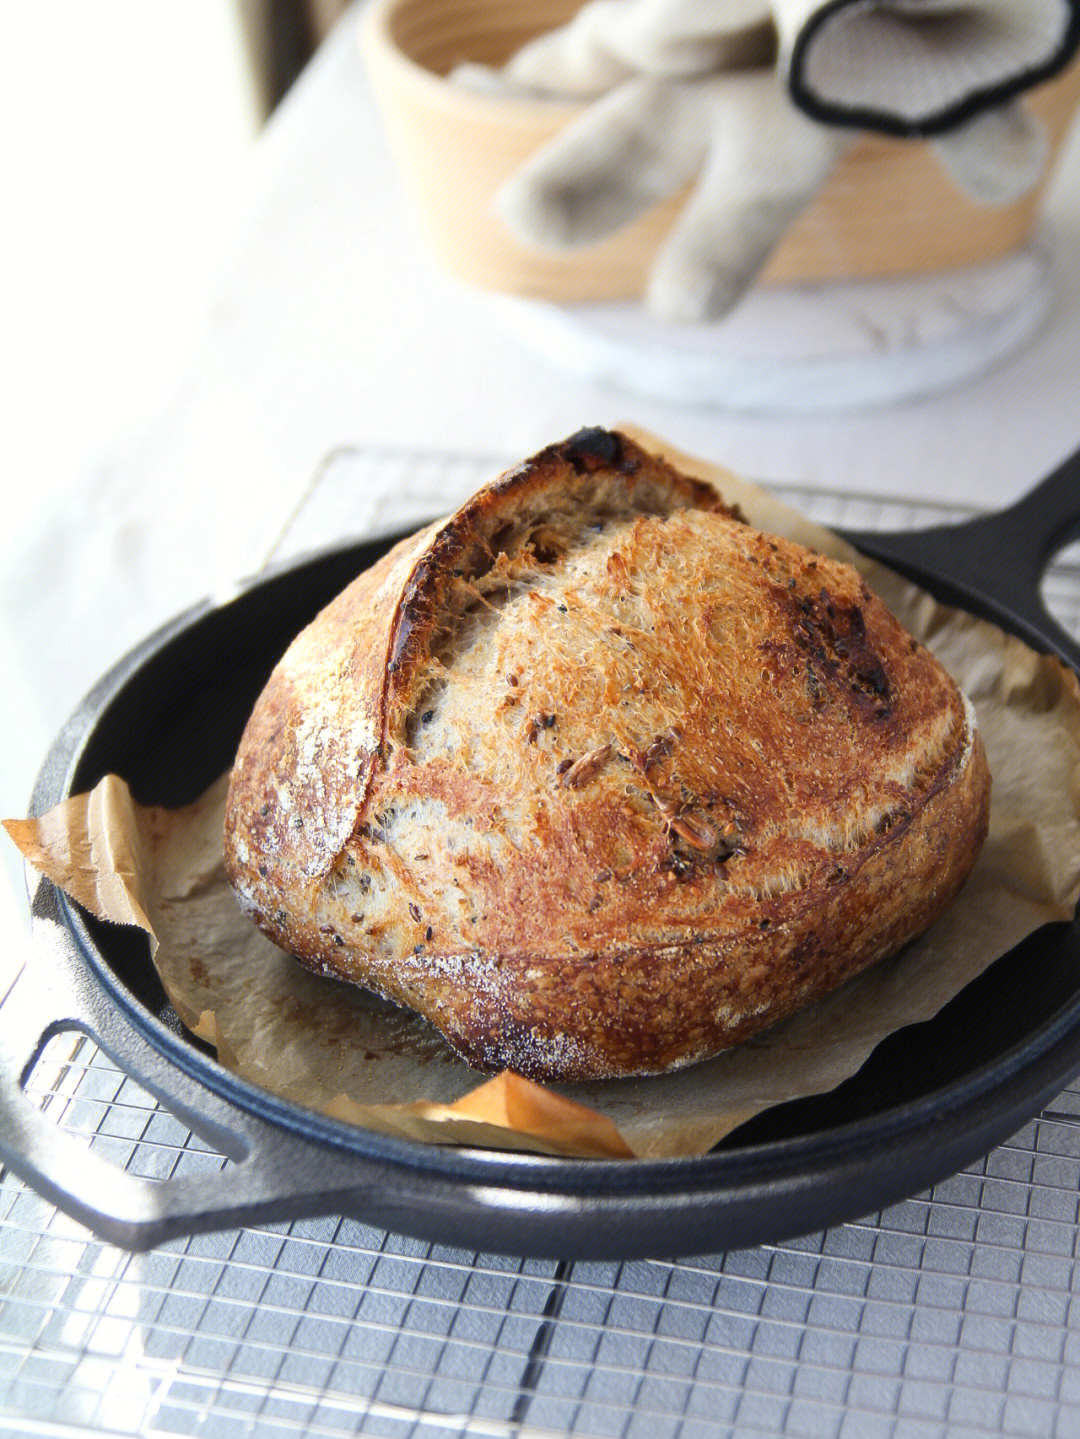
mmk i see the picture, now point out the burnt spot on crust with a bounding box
[776,582,894,716]
[561,426,630,473]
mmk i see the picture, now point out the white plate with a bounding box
[487,247,1052,413]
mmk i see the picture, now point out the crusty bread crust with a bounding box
[224,429,990,1081]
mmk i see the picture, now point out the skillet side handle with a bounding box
[977,443,1080,642]
[0,877,380,1251]
[846,443,1080,674]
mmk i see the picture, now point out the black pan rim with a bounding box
[29,527,1080,1201]
[54,878,1080,1197]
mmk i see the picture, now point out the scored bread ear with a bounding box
[379,429,735,744]
[225,430,733,890]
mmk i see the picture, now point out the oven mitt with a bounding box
[455,0,1080,320]
[454,0,849,322]
[494,67,851,322]
[774,0,1080,201]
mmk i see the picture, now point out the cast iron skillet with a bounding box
[2,448,1079,1257]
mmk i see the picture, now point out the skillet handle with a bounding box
[843,443,1080,673]
[0,876,389,1251]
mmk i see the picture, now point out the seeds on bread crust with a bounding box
[559,745,613,790]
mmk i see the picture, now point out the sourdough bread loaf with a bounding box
[224,429,990,1081]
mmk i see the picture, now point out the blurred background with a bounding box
[0,2,342,956]
[1,1,350,578]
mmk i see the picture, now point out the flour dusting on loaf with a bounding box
[224,429,990,1081]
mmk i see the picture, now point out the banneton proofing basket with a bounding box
[1,446,1080,1256]
[362,0,1080,302]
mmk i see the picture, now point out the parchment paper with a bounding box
[7,435,1080,1159]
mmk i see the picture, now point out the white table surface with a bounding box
[2,0,1079,957]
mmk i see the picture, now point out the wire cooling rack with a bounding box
[4,445,1080,1439]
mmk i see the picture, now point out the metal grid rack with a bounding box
[3,447,1080,1439]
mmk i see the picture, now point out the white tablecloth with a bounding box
[3,1,1079,965]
